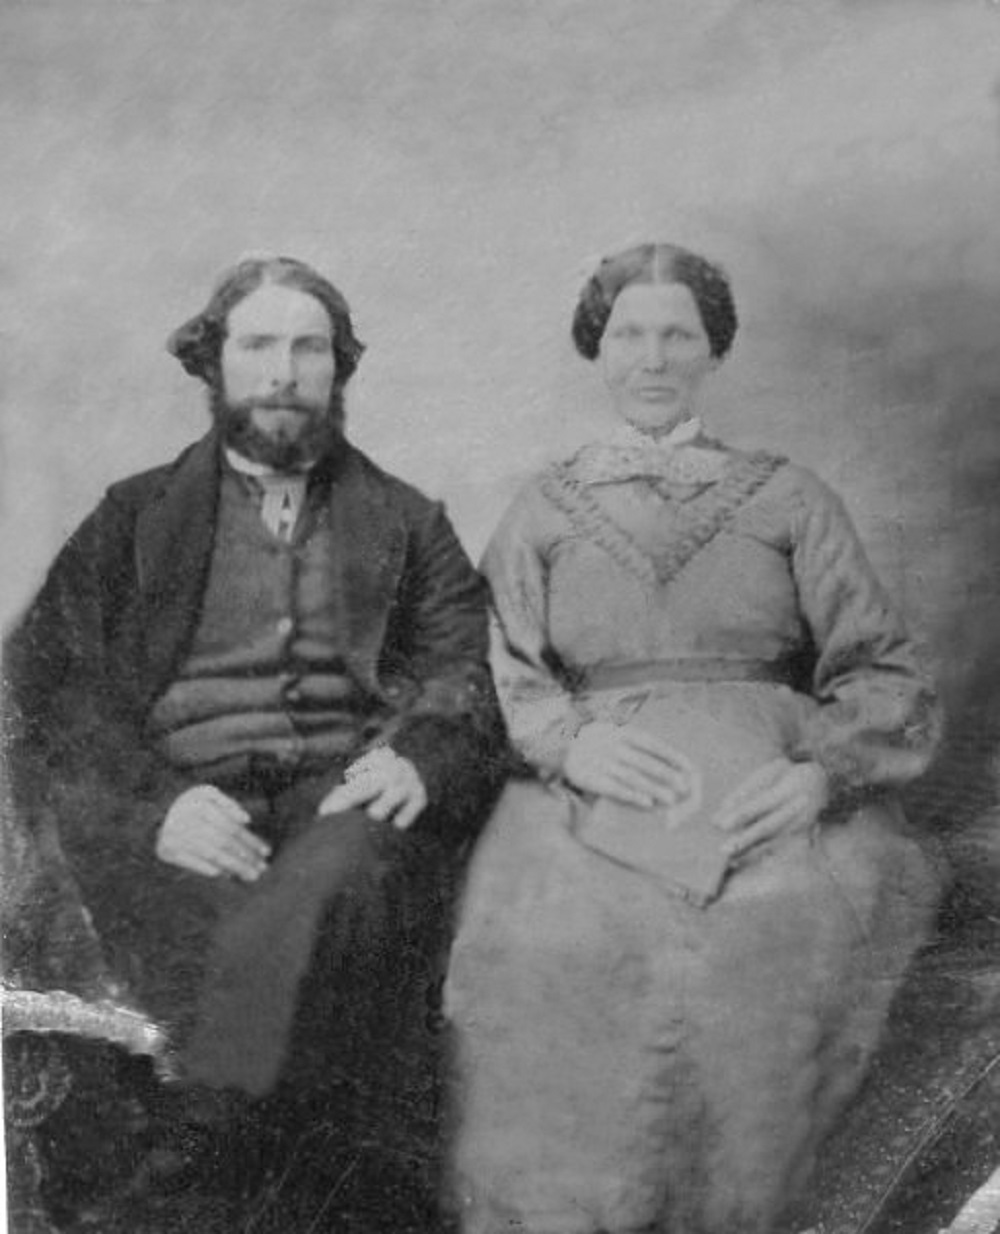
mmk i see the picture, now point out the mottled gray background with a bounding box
[3,0,1000,722]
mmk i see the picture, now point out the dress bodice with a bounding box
[480,442,940,794]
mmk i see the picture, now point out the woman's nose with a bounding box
[643,335,668,369]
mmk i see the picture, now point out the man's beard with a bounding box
[210,387,345,471]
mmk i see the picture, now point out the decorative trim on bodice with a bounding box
[540,448,787,590]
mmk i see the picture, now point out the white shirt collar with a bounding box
[224,447,316,479]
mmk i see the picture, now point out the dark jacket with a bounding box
[5,430,507,931]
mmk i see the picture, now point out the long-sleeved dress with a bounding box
[445,436,943,1234]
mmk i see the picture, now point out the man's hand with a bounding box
[713,758,829,861]
[319,748,428,831]
[562,721,698,810]
[156,785,270,881]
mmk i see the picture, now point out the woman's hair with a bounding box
[167,255,366,387]
[572,243,738,361]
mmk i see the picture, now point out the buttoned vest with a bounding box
[147,469,370,775]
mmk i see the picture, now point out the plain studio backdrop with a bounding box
[3,0,1000,753]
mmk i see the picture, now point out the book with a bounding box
[573,692,787,907]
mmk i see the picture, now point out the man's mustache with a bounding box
[232,397,316,415]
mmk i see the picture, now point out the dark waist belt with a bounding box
[584,658,792,692]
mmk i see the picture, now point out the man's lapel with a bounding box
[324,447,408,687]
[130,434,408,706]
[133,432,221,701]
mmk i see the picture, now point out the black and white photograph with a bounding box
[3,3,1000,1232]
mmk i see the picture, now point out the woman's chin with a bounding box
[619,404,692,437]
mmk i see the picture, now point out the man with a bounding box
[5,255,507,1211]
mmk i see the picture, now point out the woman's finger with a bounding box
[621,729,694,773]
[716,780,795,833]
[713,759,789,821]
[614,749,690,801]
[714,761,802,831]
[724,804,804,860]
[588,772,656,809]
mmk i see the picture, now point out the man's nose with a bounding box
[266,345,297,389]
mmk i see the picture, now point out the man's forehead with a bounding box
[226,283,333,336]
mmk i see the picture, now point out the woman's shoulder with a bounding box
[712,442,839,504]
[730,451,857,547]
[484,466,574,552]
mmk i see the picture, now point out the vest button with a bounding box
[276,617,294,637]
[284,683,303,704]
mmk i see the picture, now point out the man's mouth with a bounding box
[251,400,311,414]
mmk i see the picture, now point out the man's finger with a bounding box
[193,844,266,882]
[168,852,222,878]
[199,786,252,823]
[195,831,267,881]
[319,778,382,816]
[212,853,265,882]
[366,782,408,823]
[199,814,271,860]
[187,818,269,875]
[392,788,427,831]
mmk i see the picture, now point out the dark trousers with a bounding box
[104,763,453,1103]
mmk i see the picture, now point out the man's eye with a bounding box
[238,336,273,351]
[297,338,332,355]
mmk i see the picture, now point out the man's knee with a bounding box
[269,805,397,891]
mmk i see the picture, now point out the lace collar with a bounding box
[568,417,728,487]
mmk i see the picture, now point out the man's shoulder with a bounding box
[101,439,211,510]
[344,444,445,521]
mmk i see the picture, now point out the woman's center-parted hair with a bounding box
[166,256,366,388]
[572,243,738,362]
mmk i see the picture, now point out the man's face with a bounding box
[218,283,338,469]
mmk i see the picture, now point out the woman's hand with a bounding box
[713,758,829,861]
[562,721,697,809]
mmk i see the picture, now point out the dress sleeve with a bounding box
[480,480,589,776]
[788,468,942,796]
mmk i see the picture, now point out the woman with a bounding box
[445,243,944,1234]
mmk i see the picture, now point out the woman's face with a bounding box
[600,282,718,437]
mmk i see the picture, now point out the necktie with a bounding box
[256,475,307,542]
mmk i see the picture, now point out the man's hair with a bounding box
[167,256,366,387]
[571,242,738,361]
